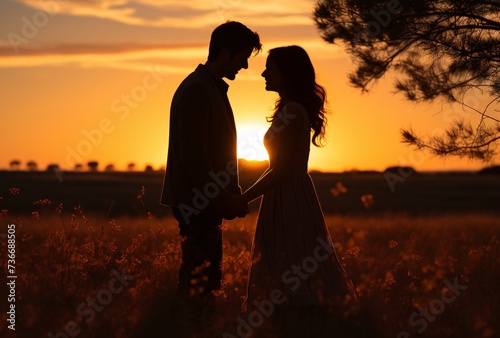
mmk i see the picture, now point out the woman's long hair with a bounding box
[267,46,328,147]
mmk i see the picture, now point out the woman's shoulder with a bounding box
[282,101,309,121]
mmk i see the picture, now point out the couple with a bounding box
[160,21,354,315]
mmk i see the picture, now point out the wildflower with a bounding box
[330,182,347,197]
[70,214,79,232]
[33,198,52,206]
[344,246,360,259]
[137,185,145,199]
[109,219,122,232]
[361,194,374,209]
[381,271,395,289]
[32,211,40,220]
[73,205,83,215]
[9,187,20,196]
[55,203,63,214]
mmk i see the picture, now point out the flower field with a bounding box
[1,188,499,337]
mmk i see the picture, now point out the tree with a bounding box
[127,162,136,172]
[314,0,500,160]
[9,159,21,170]
[87,161,99,172]
[26,160,38,171]
[46,164,60,172]
[105,164,115,172]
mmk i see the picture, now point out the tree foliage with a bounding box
[87,161,99,172]
[27,161,38,171]
[314,0,500,161]
[9,159,21,170]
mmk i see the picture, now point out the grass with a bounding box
[0,193,499,338]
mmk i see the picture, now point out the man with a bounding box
[161,21,262,299]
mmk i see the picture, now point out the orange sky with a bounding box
[0,0,494,172]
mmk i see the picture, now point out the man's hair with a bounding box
[208,21,262,61]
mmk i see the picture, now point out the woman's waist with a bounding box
[268,162,309,173]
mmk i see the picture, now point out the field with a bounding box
[0,170,499,338]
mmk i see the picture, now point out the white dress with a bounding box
[245,102,354,310]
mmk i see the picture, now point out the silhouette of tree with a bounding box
[314,0,500,160]
[105,164,115,172]
[87,161,99,172]
[9,159,21,170]
[46,164,60,172]
[478,165,500,175]
[74,163,84,171]
[127,162,136,171]
[145,164,154,172]
[26,161,38,171]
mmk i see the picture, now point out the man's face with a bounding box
[222,46,253,80]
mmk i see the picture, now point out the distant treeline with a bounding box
[5,159,500,175]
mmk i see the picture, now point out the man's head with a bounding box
[207,21,262,80]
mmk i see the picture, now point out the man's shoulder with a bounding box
[183,65,210,83]
[171,68,211,107]
[177,67,211,92]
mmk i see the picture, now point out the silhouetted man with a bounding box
[161,21,262,299]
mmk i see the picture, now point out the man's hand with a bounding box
[222,194,249,220]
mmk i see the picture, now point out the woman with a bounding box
[242,46,355,312]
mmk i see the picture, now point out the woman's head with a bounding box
[262,46,328,147]
[264,46,316,97]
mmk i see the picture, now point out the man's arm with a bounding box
[177,83,245,216]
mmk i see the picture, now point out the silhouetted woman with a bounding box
[241,46,356,322]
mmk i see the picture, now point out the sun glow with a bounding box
[237,124,269,161]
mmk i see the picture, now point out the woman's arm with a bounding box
[242,103,305,203]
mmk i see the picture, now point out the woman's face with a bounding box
[261,56,284,94]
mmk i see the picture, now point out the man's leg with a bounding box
[206,224,223,293]
[172,208,223,297]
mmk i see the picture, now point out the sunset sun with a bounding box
[237,124,269,161]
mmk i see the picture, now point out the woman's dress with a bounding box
[245,102,355,309]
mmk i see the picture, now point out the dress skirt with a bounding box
[245,170,354,309]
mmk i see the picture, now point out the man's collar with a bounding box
[196,64,229,93]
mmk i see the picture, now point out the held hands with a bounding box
[222,194,249,220]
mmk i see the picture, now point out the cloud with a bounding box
[0,42,205,57]
[13,0,315,28]
[0,38,345,72]
[1,0,345,73]
[0,42,207,72]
